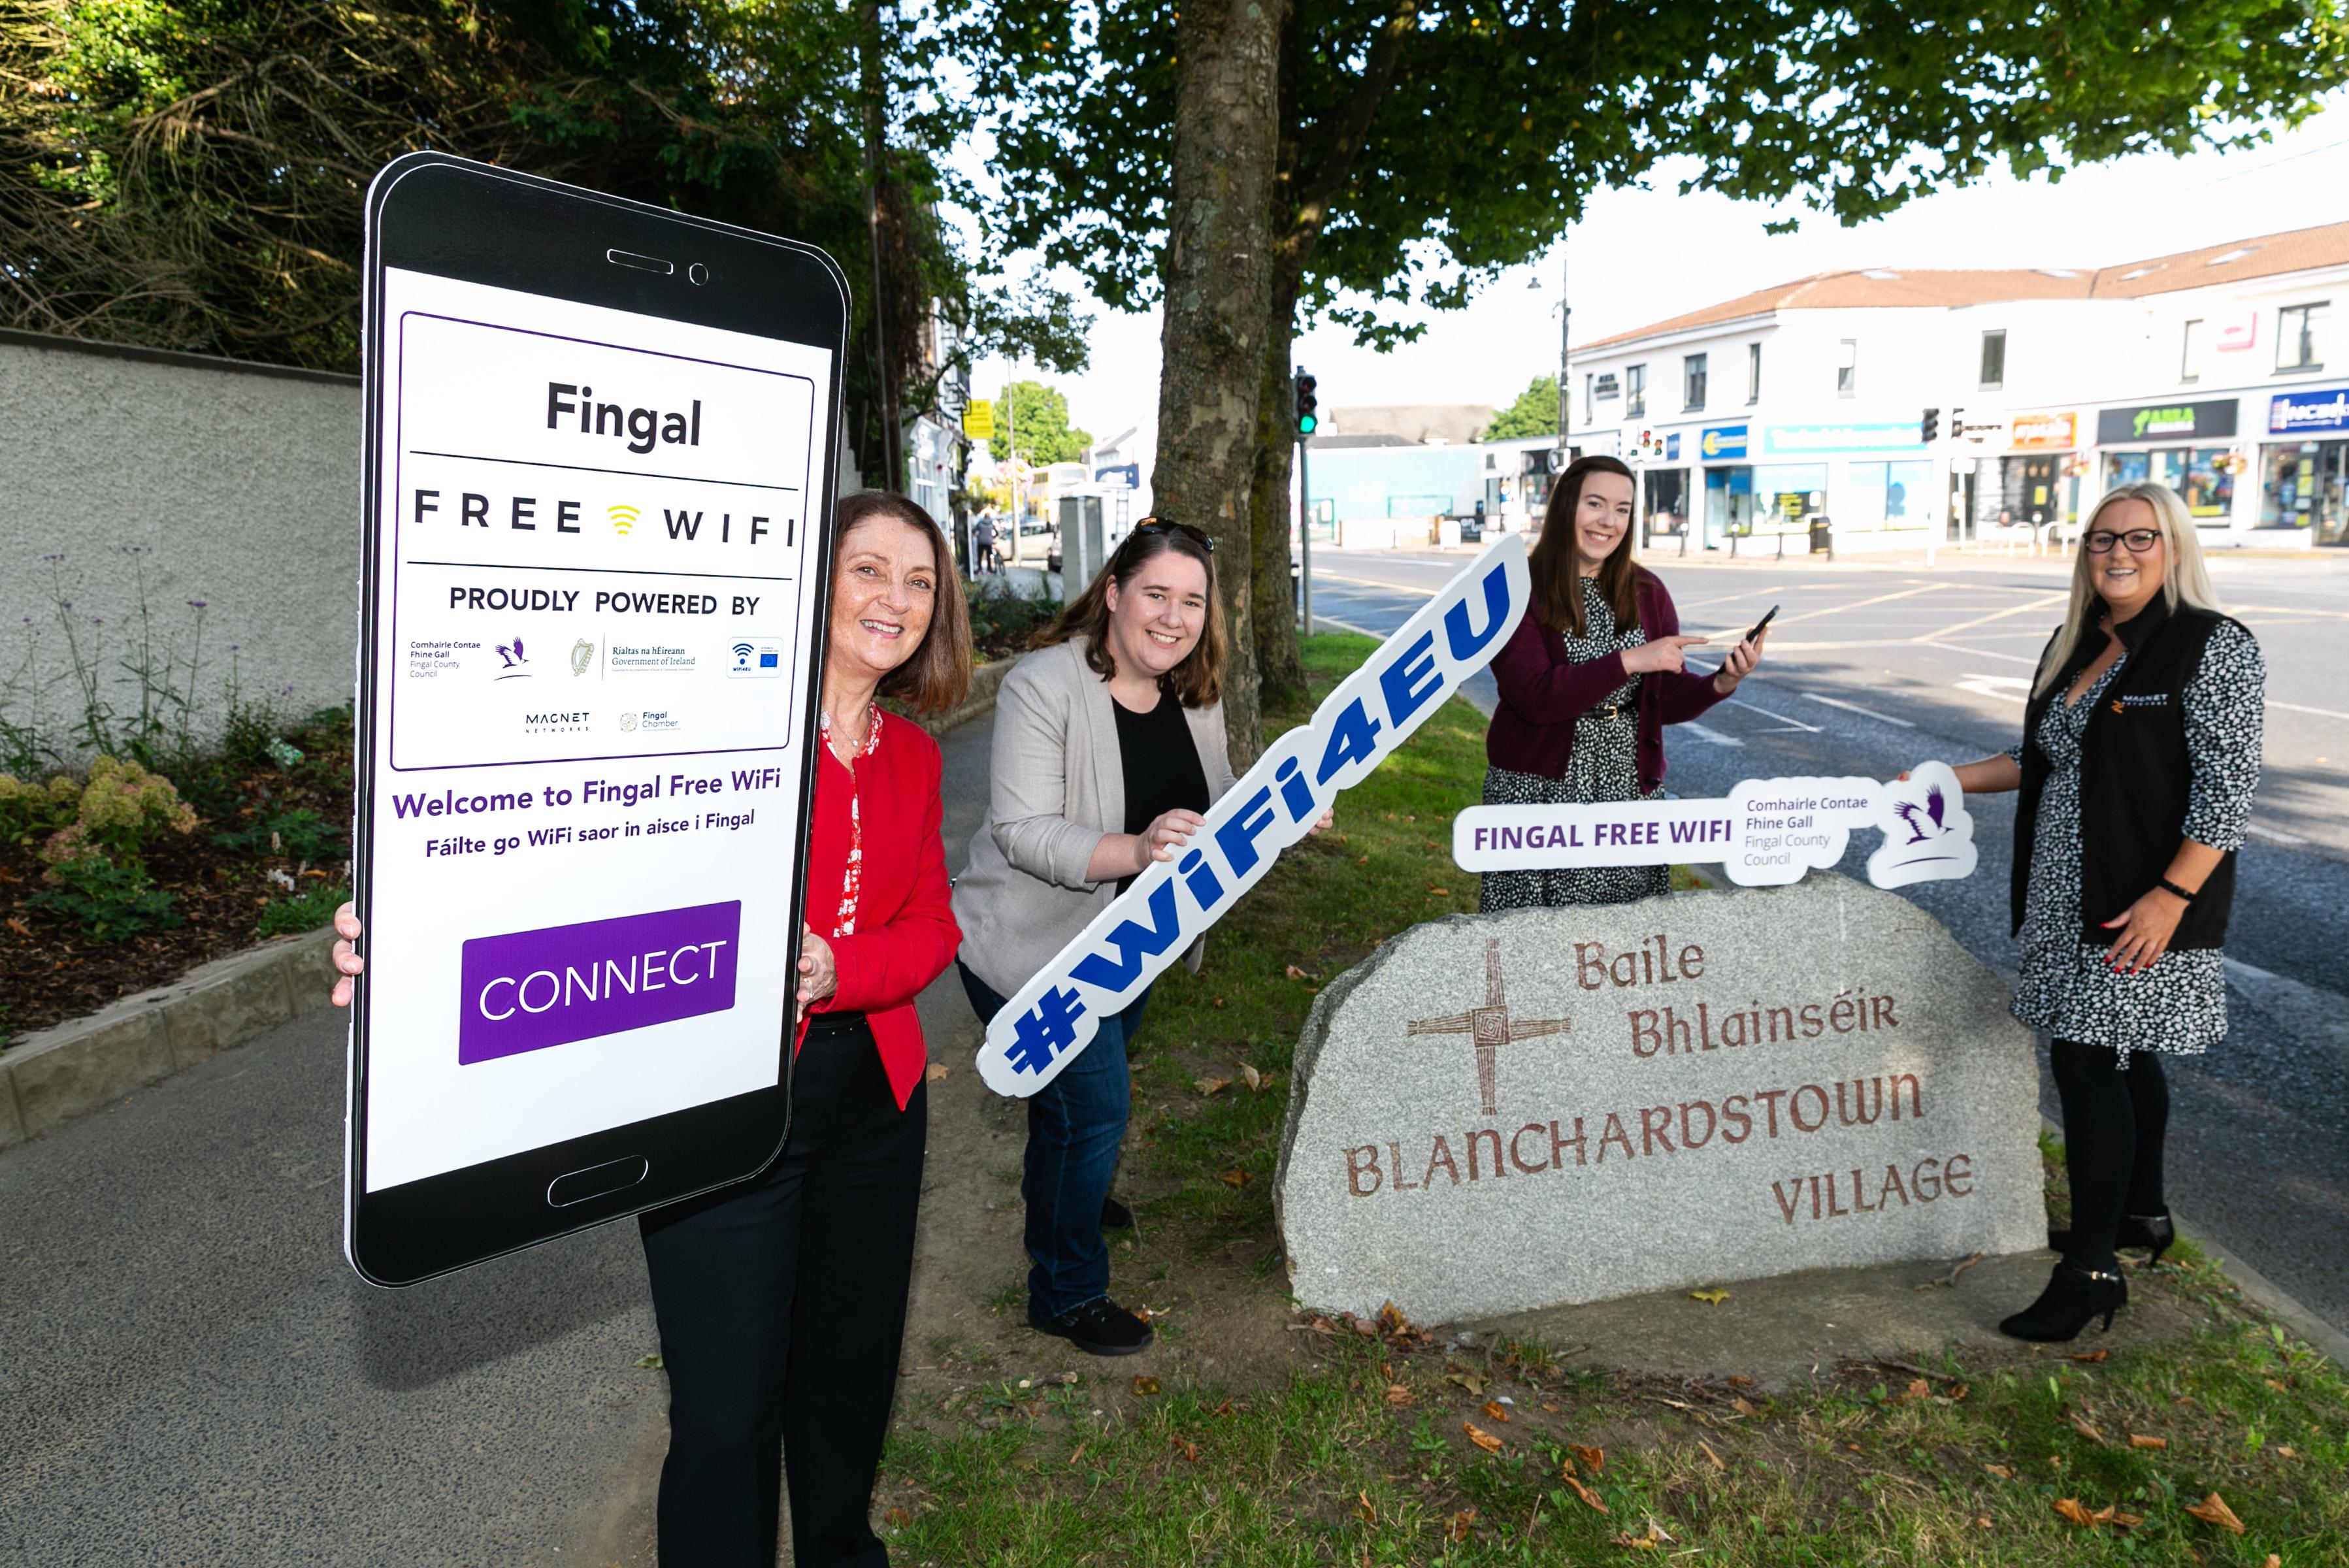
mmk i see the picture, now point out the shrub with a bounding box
[213,806,344,863]
[27,857,183,943]
[33,756,199,873]
[257,881,348,938]
[0,772,82,841]
[965,577,1062,662]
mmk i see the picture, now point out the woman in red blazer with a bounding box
[1482,455,1766,909]
[331,491,970,1567]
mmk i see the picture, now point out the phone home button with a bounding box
[547,1155,651,1209]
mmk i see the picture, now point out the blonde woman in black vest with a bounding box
[1912,481,2263,1341]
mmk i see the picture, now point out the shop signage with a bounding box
[2215,312,2258,353]
[2095,399,2239,444]
[2009,411,2076,450]
[2269,387,2349,436]
[1699,424,1749,460]
[1666,432,1682,461]
[1762,423,1928,456]
[1593,372,1620,400]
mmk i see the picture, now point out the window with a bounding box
[1625,363,1647,417]
[1583,372,1595,424]
[1747,342,1762,403]
[1683,353,1707,411]
[1979,329,2006,390]
[2180,319,2205,383]
[1837,339,1858,397]
[2278,302,2329,372]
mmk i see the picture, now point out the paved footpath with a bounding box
[0,708,1000,1568]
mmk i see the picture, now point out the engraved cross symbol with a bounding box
[1406,938,1571,1116]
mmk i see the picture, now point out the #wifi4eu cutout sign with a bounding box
[976,534,1535,1097]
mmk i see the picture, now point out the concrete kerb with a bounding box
[0,654,1025,1154]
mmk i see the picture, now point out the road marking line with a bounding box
[1919,640,2039,665]
[1308,613,1385,638]
[1800,691,1916,728]
[1313,571,1439,597]
[1725,698,1823,733]
[2268,699,2349,723]
[1914,592,2067,640]
[2244,822,2309,846]
[1768,581,1952,629]
[1956,674,2033,703]
[1679,722,1745,747]
[2224,956,2278,981]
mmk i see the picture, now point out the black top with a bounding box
[1113,685,1211,892]
[2013,595,2242,949]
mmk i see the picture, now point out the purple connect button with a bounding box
[457,900,741,1065]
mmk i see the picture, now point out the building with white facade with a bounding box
[1567,220,2348,551]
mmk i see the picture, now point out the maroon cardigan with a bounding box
[1487,568,1728,792]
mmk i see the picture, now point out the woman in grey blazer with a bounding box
[953,521,1238,1355]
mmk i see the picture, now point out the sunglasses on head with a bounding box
[1132,517,1215,554]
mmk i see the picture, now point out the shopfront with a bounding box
[2262,387,2349,545]
[2094,400,2239,521]
[1996,411,2080,535]
[1759,423,1932,541]
[1698,423,1752,547]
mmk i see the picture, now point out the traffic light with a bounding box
[1921,406,1941,442]
[1294,370,1319,436]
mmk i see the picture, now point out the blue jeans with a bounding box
[959,962,1150,1317]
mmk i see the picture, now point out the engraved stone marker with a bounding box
[1273,875,2043,1323]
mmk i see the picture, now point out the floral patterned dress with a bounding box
[2009,621,2264,1058]
[1479,576,1669,911]
[819,703,884,939]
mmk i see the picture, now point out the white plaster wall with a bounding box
[0,334,360,762]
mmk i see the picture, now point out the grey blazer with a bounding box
[953,637,1239,1001]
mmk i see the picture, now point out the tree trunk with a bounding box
[1149,0,1282,769]
[1249,263,1305,707]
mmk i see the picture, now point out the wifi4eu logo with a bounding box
[610,504,640,536]
[729,640,783,678]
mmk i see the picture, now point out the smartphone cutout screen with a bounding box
[350,156,845,1282]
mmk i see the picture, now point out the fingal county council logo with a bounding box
[570,638,595,676]
[618,711,639,732]
[492,635,531,679]
[1407,939,1571,1117]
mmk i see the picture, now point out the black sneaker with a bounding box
[1028,1296,1154,1356]
[1100,1194,1134,1231]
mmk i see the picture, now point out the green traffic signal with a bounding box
[1294,370,1319,436]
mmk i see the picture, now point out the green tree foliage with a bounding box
[990,379,1092,467]
[0,0,1085,476]
[1483,375,1558,441]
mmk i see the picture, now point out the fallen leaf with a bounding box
[1355,854,1370,866]
[1903,1378,1932,1401]
[2054,1498,2097,1528]
[1237,1061,1263,1092]
[2111,1511,2143,1529]
[1611,1536,1658,1552]
[1732,1396,1758,1418]
[2183,1492,2245,1535]
[1445,1367,1489,1396]
[2263,1557,2282,1568]
[884,1507,911,1528]
[1385,1384,1413,1406]
[2264,1377,2288,1392]
[1726,1375,1754,1386]
[1445,1509,1476,1543]
[1975,1514,1994,1529]
[1481,1400,1511,1424]
[1212,996,1224,1007]
[2129,1433,2166,1450]
[1688,1287,1730,1305]
[2069,1349,2110,1364]
[1219,1168,1251,1187]
[1210,1396,1235,1417]
[1541,1401,1560,1413]
[1284,964,1309,979]
[632,1352,664,1369]
[2277,1446,2296,1458]
[6,916,31,937]
[1982,1463,2014,1480]
[924,1061,950,1083]
[1194,1075,1230,1096]
[1354,1491,1377,1525]
[1132,1375,1160,1396]
[1068,1443,1087,1465]
[1697,1438,1726,1471]
[1846,1443,1862,1454]
[2070,1416,2105,1443]
[1571,1443,1605,1473]
[1426,886,1451,896]
[1462,1420,1503,1453]
[1561,1469,1608,1512]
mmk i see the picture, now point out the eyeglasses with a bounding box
[1133,517,1215,554]
[2083,528,2163,555]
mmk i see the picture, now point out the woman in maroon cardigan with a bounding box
[1482,455,1767,910]
[331,491,969,1567]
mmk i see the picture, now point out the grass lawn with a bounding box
[876,633,2348,1565]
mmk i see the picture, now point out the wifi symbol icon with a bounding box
[609,504,640,536]
[732,642,757,669]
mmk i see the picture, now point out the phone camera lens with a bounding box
[687,263,709,286]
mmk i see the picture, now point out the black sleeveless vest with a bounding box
[2012,595,2242,950]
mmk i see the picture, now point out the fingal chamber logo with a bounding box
[618,711,639,732]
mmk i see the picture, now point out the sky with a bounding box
[968,95,2349,477]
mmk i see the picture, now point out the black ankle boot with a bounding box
[2000,1260,2128,1343]
[2045,1211,2175,1266]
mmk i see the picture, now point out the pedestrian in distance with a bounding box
[1907,480,2263,1343]
[1479,453,1766,911]
[950,519,1330,1356]
[330,491,973,1567]
[972,512,998,575]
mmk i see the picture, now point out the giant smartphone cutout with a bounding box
[349,154,846,1284]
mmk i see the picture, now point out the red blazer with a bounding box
[796,711,960,1109]
[1487,568,1728,793]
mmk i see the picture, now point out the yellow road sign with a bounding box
[962,399,994,440]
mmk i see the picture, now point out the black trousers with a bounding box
[639,1017,927,1567]
[2050,1037,2170,1271]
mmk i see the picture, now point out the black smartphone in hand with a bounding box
[1744,604,1779,644]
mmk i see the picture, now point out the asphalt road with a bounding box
[1308,540,2349,1339]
